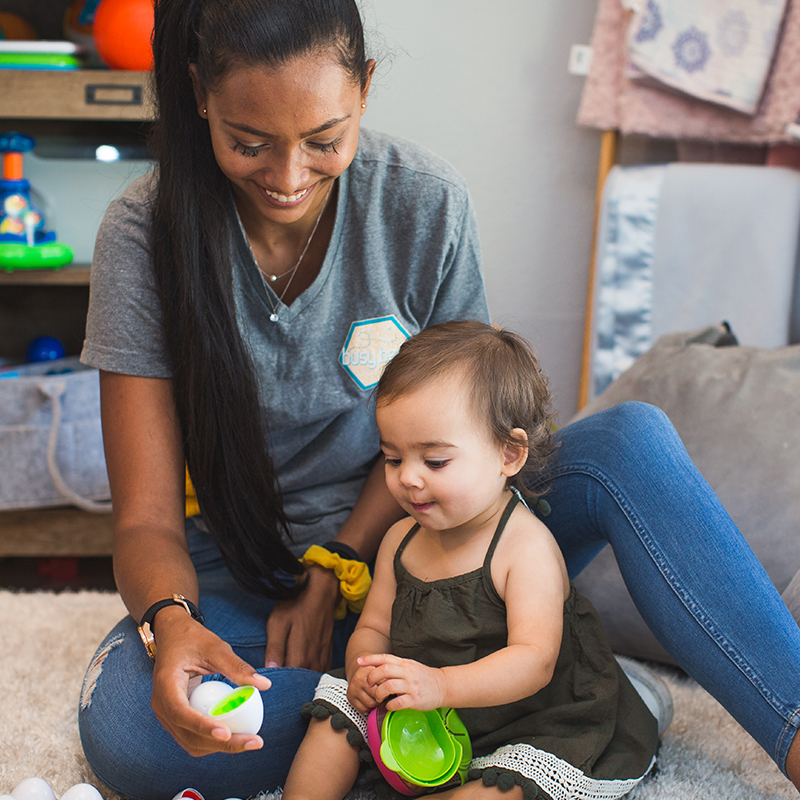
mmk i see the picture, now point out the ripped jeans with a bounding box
[78,403,800,800]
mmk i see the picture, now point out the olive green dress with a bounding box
[307,495,660,800]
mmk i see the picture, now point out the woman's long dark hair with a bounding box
[149,0,369,598]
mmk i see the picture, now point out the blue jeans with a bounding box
[78,403,800,799]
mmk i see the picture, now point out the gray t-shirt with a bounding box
[82,130,490,554]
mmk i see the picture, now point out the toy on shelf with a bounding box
[0,12,81,70]
[64,0,102,67]
[0,133,73,272]
[93,0,154,71]
[366,704,472,796]
[26,336,67,363]
[0,41,82,71]
[0,12,37,40]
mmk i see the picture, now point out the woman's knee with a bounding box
[573,401,672,443]
[79,616,147,715]
[556,401,684,475]
[78,617,161,795]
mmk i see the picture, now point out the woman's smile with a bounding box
[258,182,317,208]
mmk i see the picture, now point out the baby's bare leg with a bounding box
[282,718,361,800]
[432,780,523,800]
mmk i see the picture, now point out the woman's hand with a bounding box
[358,653,446,711]
[150,607,272,756]
[264,564,341,671]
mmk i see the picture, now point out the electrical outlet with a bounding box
[568,44,593,77]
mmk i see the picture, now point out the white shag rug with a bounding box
[0,590,796,800]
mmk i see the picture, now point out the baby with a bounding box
[283,320,660,800]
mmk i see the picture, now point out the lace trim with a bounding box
[470,743,655,800]
[312,673,369,743]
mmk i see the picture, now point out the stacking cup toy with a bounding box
[366,704,472,795]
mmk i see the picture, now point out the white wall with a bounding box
[362,0,602,420]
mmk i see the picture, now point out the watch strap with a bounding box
[140,594,204,629]
[137,594,204,659]
[321,540,361,562]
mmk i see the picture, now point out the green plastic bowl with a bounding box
[378,707,472,788]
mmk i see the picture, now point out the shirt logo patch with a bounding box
[339,316,410,390]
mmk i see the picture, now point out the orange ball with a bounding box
[0,12,38,40]
[93,0,154,71]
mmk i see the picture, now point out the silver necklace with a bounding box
[255,185,331,323]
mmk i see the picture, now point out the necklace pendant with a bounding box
[269,312,280,323]
[267,274,278,282]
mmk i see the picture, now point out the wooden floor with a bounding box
[0,506,115,590]
[0,507,113,557]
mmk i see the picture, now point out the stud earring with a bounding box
[361,103,366,109]
[202,108,207,115]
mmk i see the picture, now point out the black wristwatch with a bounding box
[137,594,205,660]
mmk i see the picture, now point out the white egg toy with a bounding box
[2,794,18,800]
[11,779,57,800]
[189,680,263,734]
[60,785,104,800]
[210,684,264,734]
[189,680,236,716]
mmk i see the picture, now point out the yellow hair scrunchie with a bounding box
[300,545,372,619]
[185,465,200,518]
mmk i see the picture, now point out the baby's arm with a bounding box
[284,521,413,800]
[364,509,568,711]
[345,518,411,712]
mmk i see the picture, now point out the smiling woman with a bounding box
[76,0,490,796]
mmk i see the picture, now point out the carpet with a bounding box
[0,590,795,800]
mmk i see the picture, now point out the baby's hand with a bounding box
[358,654,446,711]
[347,664,379,714]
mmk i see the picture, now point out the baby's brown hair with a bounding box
[376,320,557,496]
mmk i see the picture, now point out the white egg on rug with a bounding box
[11,778,57,800]
[60,785,103,800]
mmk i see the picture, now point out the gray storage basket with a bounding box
[0,357,111,512]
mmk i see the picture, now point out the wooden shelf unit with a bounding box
[0,507,114,557]
[0,69,154,556]
[0,264,92,285]
[0,69,154,121]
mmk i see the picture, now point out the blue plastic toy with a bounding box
[26,336,66,363]
[0,132,73,271]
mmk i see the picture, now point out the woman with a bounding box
[78,0,800,798]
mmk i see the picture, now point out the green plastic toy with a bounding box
[0,132,73,271]
[367,704,472,795]
[0,53,81,69]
